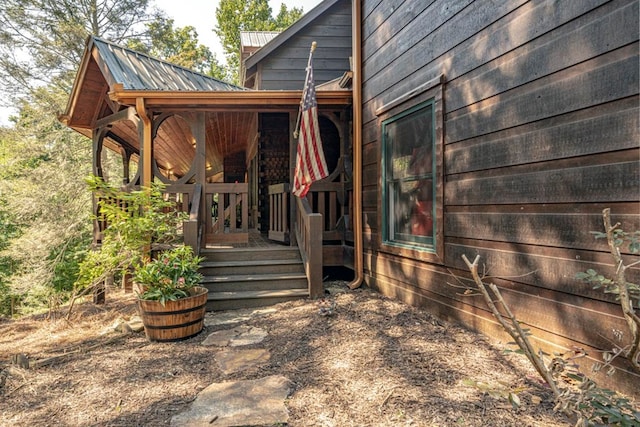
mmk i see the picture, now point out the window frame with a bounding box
[376,76,444,263]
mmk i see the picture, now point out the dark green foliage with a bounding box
[48,232,92,294]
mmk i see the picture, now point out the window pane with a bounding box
[386,104,433,180]
[383,101,435,248]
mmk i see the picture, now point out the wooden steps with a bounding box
[199,246,309,311]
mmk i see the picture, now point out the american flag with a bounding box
[292,47,328,198]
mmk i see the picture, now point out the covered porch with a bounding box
[60,36,353,306]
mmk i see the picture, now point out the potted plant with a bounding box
[73,177,208,341]
[134,245,208,342]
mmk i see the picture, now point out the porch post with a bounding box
[194,112,207,250]
[289,111,297,246]
[136,98,153,186]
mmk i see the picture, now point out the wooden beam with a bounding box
[95,107,137,128]
[135,98,153,187]
[109,87,352,109]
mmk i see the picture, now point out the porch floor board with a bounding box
[205,229,288,249]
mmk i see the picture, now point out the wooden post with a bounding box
[308,213,324,298]
[136,98,153,187]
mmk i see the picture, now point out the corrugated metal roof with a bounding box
[91,36,243,92]
[240,31,280,48]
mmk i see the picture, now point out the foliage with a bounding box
[73,176,187,296]
[576,210,640,370]
[0,0,159,102]
[214,0,303,82]
[127,16,229,81]
[0,0,166,317]
[0,93,93,316]
[134,245,203,305]
[460,240,640,427]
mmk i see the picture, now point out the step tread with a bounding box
[200,246,297,254]
[200,259,301,268]
[200,272,307,283]
[207,289,308,301]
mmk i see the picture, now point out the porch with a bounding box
[61,36,354,310]
[160,180,354,309]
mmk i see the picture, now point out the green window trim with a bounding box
[382,99,437,252]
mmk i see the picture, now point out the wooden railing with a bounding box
[304,181,345,242]
[204,182,249,245]
[268,181,346,243]
[295,196,323,298]
[268,183,290,242]
[93,183,202,258]
[180,183,202,254]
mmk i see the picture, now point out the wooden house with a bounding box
[356,0,639,394]
[61,0,639,394]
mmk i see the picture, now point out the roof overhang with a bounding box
[108,84,352,111]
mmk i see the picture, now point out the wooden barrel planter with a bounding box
[137,286,208,342]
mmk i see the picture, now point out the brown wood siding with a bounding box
[258,1,352,90]
[361,0,640,394]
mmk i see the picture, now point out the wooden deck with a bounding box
[205,229,288,249]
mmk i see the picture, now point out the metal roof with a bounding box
[240,31,280,49]
[91,36,243,92]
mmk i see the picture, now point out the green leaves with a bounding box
[135,245,203,306]
[214,0,303,83]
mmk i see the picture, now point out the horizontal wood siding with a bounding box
[361,0,640,394]
[259,1,352,90]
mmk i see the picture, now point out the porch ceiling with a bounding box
[102,111,259,179]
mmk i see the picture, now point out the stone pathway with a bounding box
[170,308,289,427]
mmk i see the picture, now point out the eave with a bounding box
[109,84,352,111]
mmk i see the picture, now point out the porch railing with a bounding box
[94,183,203,254]
[177,183,202,254]
[295,196,323,298]
[268,183,290,242]
[204,182,249,245]
[268,181,345,243]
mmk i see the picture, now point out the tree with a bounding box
[214,0,303,83]
[0,0,160,105]
[0,0,163,315]
[127,16,230,81]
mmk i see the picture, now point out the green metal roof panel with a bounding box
[91,36,243,92]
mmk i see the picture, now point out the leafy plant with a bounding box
[70,176,187,313]
[460,213,640,427]
[576,209,640,370]
[134,245,203,305]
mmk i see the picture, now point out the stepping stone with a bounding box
[205,307,277,327]
[201,325,267,347]
[170,375,293,427]
[215,348,270,375]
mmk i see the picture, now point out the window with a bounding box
[377,76,443,260]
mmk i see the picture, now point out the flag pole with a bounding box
[293,41,317,139]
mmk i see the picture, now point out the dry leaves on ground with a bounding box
[0,282,569,426]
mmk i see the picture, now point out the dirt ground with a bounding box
[0,282,571,426]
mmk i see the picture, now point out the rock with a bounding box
[127,316,144,332]
[201,325,267,347]
[215,348,270,375]
[170,375,293,427]
[204,307,277,327]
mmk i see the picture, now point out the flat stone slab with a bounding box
[201,325,267,347]
[205,307,277,327]
[215,348,270,375]
[170,375,293,427]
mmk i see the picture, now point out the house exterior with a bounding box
[61,0,639,394]
[356,0,639,394]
